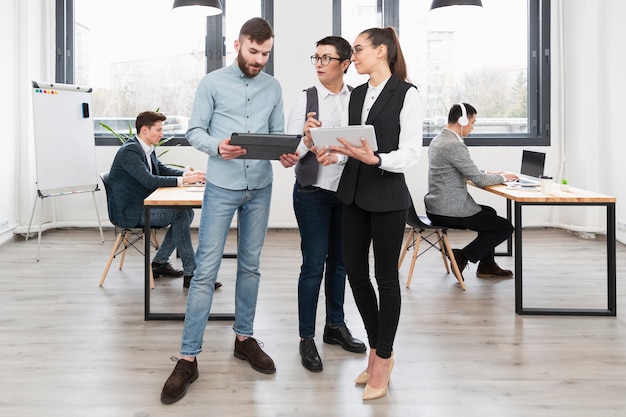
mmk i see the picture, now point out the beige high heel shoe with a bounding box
[362,357,394,401]
[354,371,370,385]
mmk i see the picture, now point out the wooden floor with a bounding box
[1,227,626,416]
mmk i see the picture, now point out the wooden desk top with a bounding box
[481,183,616,203]
[144,186,205,206]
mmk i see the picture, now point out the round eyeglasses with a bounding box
[310,55,343,66]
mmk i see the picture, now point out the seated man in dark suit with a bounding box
[108,111,220,289]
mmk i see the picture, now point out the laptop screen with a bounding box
[520,150,545,178]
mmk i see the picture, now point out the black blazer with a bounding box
[337,74,414,212]
[107,137,183,228]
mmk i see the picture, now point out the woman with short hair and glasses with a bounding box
[286,36,367,374]
[317,27,422,400]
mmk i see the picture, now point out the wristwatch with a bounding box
[374,155,382,167]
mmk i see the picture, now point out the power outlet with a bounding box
[0,218,8,230]
[617,219,626,231]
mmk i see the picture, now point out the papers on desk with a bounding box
[185,187,205,192]
[506,180,539,189]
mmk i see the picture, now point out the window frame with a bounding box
[332,0,551,147]
[57,0,274,146]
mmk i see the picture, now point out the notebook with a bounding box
[509,150,546,186]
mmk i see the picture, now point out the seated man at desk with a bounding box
[424,103,518,279]
[108,110,221,289]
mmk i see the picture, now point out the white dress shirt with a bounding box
[286,81,351,191]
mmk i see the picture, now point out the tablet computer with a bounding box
[309,125,378,151]
[230,133,301,160]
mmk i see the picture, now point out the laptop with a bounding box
[510,150,546,186]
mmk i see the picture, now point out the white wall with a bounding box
[4,0,626,244]
[0,0,18,245]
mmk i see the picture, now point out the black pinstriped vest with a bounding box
[336,74,415,212]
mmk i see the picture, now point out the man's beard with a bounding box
[237,51,264,78]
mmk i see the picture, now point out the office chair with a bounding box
[99,171,160,289]
[398,205,466,290]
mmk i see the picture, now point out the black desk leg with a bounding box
[607,203,617,314]
[514,202,523,314]
[144,204,237,321]
[144,205,151,320]
[516,201,616,316]
[495,198,513,257]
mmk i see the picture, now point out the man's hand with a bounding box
[217,137,247,160]
[501,172,519,181]
[182,171,206,184]
[279,151,299,168]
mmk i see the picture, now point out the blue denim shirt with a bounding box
[187,63,285,190]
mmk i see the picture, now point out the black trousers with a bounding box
[427,205,513,264]
[342,203,407,359]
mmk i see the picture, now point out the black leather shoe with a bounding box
[152,261,184,278]
[299,338,323,372]
[160,357,198,404]
[183,275,222,290]
[323,324,366,353]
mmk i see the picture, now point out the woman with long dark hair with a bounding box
[318,26,422,400]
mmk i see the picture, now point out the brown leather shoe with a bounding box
[234,337,276,374]
[152,261,184,278]
[160,357,198,404]
[476,262,513,278]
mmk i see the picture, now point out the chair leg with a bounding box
[436,230,451,273]
[398,228,415,269]
[406,232,423,288]
[151,228,160,249]
[442,233,466,290]
[99,231,124,287]
[118,230,131,270]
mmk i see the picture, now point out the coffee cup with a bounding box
[539,175,553,194]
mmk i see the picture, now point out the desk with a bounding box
[481,183,616,316]
[143,186,235,321]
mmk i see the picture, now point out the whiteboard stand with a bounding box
[30,81,103,261]
[25,188,104,261]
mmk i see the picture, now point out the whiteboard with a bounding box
[31,81,99,196]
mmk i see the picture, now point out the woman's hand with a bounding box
[303,112,321,150]
[330,137,379,165]
[315,146,340,166]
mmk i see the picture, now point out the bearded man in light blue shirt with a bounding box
[161,17,298,405]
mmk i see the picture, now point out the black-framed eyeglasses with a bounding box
[310,54,343,66]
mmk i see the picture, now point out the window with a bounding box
[335,0,550,146]
[57,0,270,145]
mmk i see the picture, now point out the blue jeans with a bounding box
[293,183,346,338]
[180,181,272,357]
[138,207,195,276]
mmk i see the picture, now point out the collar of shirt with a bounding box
[136,136,155,168]
[315,80,351,100]
[362,76,391,123]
